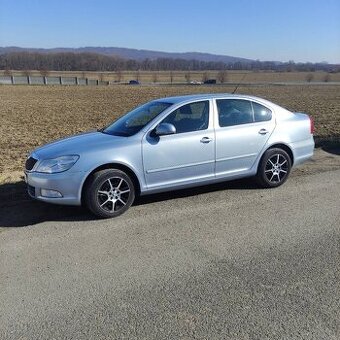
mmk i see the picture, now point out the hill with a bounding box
[0,46,254,63]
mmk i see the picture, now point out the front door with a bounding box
[142,100,215,190]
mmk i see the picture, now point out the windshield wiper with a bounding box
[98,128,130,137]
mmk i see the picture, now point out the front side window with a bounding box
[103,101,172,136]
[162,101,209,134]
[217,99,253,127]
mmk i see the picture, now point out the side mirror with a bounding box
[154,123,176,136]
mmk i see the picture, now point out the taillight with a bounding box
[309,116,315,134]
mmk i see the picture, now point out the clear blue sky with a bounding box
[0,0,339,63]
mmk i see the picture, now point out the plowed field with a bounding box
[1,84,339,183]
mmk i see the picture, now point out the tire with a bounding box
[84,169,135,218]
[256,148,292,188]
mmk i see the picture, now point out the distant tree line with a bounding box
[0,52,338,73]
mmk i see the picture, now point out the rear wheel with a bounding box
[256,148,291,188]
[84,169,135,218]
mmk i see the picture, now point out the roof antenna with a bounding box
[232,73,247,94]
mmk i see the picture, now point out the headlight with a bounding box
[35,155,79,173]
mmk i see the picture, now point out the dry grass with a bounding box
[0,84,339,184]
[5,70,340,83]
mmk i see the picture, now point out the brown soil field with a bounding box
[0,84,339,184]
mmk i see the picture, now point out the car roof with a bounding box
[157,93,269,105]
[155,93,287,112]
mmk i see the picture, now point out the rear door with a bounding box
[214,98,275,177]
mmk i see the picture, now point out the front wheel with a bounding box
[256,148,292,188]
[84,169,135,218]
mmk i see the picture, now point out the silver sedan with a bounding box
[25,94,314,218]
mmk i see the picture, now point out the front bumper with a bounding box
[25,170,87,206]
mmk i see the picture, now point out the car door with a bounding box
[142,100,215,190]
[214,98,275,177]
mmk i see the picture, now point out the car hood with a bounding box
[33,131,125,160]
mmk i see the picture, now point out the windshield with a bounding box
[103,101,173,137]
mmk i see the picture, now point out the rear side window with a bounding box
[252,102,272,122]
[217,99,253,127]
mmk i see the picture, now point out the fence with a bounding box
[0,76,109,86]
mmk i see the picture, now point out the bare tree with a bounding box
[135,70,141,82]
[22,69,31,84]
[169,70,174,84]
[39,68,50,77]
[202,72,209,83]
[22,69,31,77]
[323,73,331,82]
[217,70,228,83]
[99,72,105,82]
[306,73,314,82]
[115,69,123,82]
[152,72,158,83]
[286,60,295,72]
[1,51,337,74]
[184,71,191,83]
[4,67,12,77]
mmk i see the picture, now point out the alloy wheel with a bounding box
[97,177,131,213]
[264,154,289,184]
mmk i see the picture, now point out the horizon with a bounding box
[0,0,339,63]
[0,45,337,65]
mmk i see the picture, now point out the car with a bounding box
[190,80,202,85]
[128,80,140,85]
[203,79,217,84]
[25,94,314,218]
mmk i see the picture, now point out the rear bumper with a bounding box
[25,170,86,206]
[290,137,315,166]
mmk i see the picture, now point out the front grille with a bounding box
[25,157,38,171]
[27,184,35,197]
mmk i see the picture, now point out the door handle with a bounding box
[200,137,213,143]
[258,129,269,135]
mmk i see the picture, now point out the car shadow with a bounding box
[134,178,258,206]
[0,178,258,228]
[315,137,340,156]
[322,145,340,156]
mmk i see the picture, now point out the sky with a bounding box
[0,0,339,63]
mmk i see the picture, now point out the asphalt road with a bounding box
[1,148,339,340]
